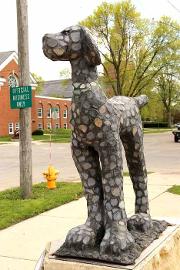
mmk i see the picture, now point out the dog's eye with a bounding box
[62,30,70,35]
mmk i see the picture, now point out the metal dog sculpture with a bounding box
[43,26,167,264]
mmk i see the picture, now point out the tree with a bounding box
[141,89,164,122]
[80,1,180,97]
[156,70,180,127]
[59,68,71,79]
[154,16,180,127]
[59,68,71,88]
[32,73,44,94]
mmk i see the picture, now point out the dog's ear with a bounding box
[81,27,101,66]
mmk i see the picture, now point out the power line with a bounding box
[167,0,180,13]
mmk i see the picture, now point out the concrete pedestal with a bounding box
[43,225,180,270]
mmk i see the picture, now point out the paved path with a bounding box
[0,132,179,190]
[0,172,180,270]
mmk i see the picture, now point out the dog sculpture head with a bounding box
[43,25,101,67]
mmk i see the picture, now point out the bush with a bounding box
[32,129,44,135]
[44,128,71,136]
[143,122,168,128]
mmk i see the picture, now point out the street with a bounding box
[0,132,179,190]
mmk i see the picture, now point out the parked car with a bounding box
[175,123,180,129]
[12,129,19,139]
[172,124,180,142]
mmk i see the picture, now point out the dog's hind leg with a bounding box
[63,143,104,249]
[120,126,152,231]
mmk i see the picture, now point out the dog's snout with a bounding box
[43,34,58,48]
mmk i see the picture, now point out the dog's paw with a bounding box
[127,213,153,232]
[64,223,99,249]
[100,222,134,255]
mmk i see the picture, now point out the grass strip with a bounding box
[168,185,180,195]
[0,182,83,230]
[143,128,171,134]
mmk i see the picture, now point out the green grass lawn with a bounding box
[0,136,11,142]
[168,185,180,195]
[32,134,71,143]
[33,128,71,142]
[143,128,171,134]
[0,134,71,143]
[0,182,83,230]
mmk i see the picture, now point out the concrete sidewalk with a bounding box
[0,172,180,270]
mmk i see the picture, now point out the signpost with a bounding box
[16,0,32,199]
[10,86,32,109]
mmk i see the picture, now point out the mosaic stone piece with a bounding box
[94,118,103,128]
[43,25,168,265]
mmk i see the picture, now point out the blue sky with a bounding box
[0,0,179,80]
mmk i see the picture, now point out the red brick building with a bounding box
[0,51,71,136]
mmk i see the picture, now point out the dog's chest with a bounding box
[70,100,99,141]
[70,101,120,146]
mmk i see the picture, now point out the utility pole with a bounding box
[16,0,32,198]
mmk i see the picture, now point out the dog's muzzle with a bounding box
[43,34,58,48]
[42,34,66,60]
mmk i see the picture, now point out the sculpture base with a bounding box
[43,223,180,270]
[53,220,168,265]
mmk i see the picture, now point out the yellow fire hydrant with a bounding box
[43,165,59,189]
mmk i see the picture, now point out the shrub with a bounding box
[143,122,168,128]
[32,129,44,135]
[44,128,71,136]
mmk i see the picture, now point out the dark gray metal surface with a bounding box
[42,25,168,264]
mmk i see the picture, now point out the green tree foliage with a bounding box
[141,89,164,122]
[80,1,180,99]
[155,69,180,127]
[59,68,71,79]
[32,73,44,94]
[153,16,180,127]
[59,68,71,89]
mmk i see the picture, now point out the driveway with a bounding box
[0,132,179,190]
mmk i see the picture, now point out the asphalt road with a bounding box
[0,132,179,190]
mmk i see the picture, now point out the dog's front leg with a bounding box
[63,143,104,250]
[98,137,134,255]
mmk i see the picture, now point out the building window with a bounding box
[8,74,19,87]
[51,107,59,119]
[38,123,43,130]
[8,123,14,134]
[55,123,59,129]
[15,122,19,130]
[47,122,51,129]
[56,108,60,118]
[47,107,51,118]
[64,123,67,129]
[63,109,67,118]
[38,108,43,118]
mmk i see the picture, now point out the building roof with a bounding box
[0,51,18,72]
[0,51,15,66]
[0,51,37,86]
[0,51,72,97]
[40,79,73,98]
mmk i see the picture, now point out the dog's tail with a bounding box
[134,95,149,108]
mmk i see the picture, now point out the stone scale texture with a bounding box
[42,25,169,265]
